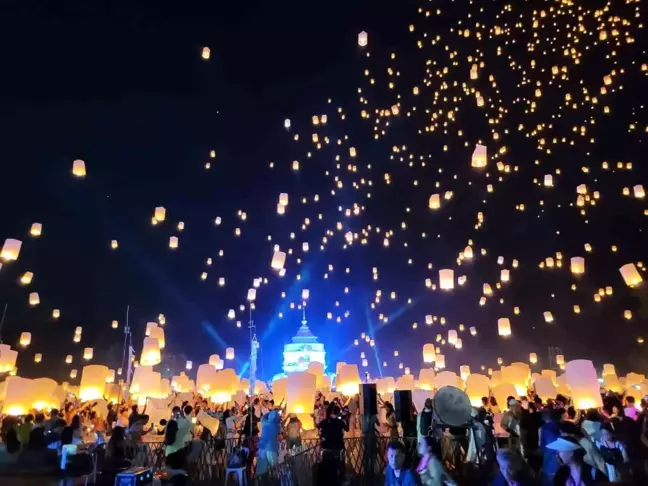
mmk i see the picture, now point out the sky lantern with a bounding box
[169,236,179,249]
[336,364,361,395]
[418,369,435,390]
[79,365,110,401]
[465,374,490,406]
[633,185,645,199]
[471,144,487,168]
[544,175,553,187]
[226,347,235,360]
[429,194,441,209]
[358,31,368,47]
[529,353,538,364]
[52,309,60,319]
[279,193,289,207]
[19,332,31,347]
[448,330,458,345]
[154,207,166,222]
[145,322,157,337]
[498,318,512,337]
[140,337,161,366]
[83,347,93,360]
[72,159,86,178]
[570,257,585,274]
[28,292,39,306]
[565,360,603,409]
[284,119,291,129]
[435,354,446,369]
[30,223,42,237]
[422,343,435,363]
[439,269,454,290]
[65,355,73,364]
[460,365,471,381]
[227,309,235,319]
[20,272,33,285]
[185,361,193,370]
[602,364,616,376]
[287,372,317,415]
[500,269,510,282]
[1,239,22,261]
[34,353,42,363]
[544,311,554,323]
[502,365,528,396]
[111,240,119,250]
[70,369,78,379]
[0,345,18,373]
[196,364,217,394]
[201,47,211,59]
[619,263,642,287]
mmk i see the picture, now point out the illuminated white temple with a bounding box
[282,314,326,374]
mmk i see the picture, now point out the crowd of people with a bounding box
[1,388,648,485]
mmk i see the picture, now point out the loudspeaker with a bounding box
[394,390,413,423]
[359,383,378,416]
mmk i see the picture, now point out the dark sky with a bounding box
[1,0,647,384]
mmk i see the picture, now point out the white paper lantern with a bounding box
[570,257,585,274]
[619,263,643,287]
[422,343,436,363]
[471,144,487,168]
[196,364,218,393]
[79,365,110,401]
[565,360,603,409]
[287,372,317,414]
[466,374,490,406]
[336,364,361,395]
[149,326,165,349]
[140,337,161,366]
[460,365,471,381]
[1,238,22,261]
[53,309,60,319]
[226,347,235,360]
[29,292,40,306]
[72,159,86,177]
[529,353,538,364]
[602,364,616,376]
[502,365,529,396]
[358,31,368,47]
[30,223,42,237]
[83,347,93,360]
[533,378,557,401]
[429,194,441,210]
[448,330,458,345]
[271,250,286,270]
[435,371,461,389]
[498,318,512,337]
[418,368,435,390]
[169,236,179,249]
[145,321,158,337]
[435,354,446,369]
[34,353,42,363]
[439,269,454,290]
[154,207,166,222]
[19,332,32,347]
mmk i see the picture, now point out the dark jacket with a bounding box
[553,464,608,485]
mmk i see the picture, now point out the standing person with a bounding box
[165,406,191,469]
[546,437,608,485]
[44,409,60,433]
[417,399,434,443]
[416,437,455,486]
[61,415,82,446]
[318,404,349,486]
[594,423,628,482]
[520,402,542,473]
[17,415,34,447]
[623,396,638,421]
[539,410,562,486]
[383,402,399,439]
[385,440,421,486]
[257,410,281,474]
[491,448,537,486]
[285,414,303,450]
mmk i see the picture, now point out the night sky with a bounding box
[1,0,648,384]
